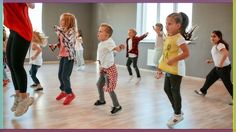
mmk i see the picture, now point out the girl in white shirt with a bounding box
[75,30,85,70]
[195,30,233,105]
[29,31,47,91]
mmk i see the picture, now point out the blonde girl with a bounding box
[29,31,47,91]
[49,13,77,105]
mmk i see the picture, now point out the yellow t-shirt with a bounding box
[158,33,186,76]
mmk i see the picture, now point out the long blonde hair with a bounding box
[60,13,78,33]
[32,31,48,47]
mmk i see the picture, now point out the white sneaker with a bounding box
[11,95,20,112]
[128,75,134,81]
[167,114,184,127]
[14,95,34,117]
[135,78,141,84]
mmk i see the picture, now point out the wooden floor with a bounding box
[3,61,232,129]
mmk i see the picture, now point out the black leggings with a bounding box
[126,57,140,78]
[200,65,233,97]
[6,30,30,93]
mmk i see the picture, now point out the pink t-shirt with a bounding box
[59,37,69,57]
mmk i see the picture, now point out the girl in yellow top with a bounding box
[158,12,189,127]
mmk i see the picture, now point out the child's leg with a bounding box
[200,67,219,94]
[76,50,81,67]
[164,74,174,109]
[133,57,140,78]
[109,91,120,107]
[169,74,182,115]
[30,64,40,85]
[96,73,106,102]
[126,57,133,76]
[218,65,233,97]
[79,50,85,65]
[58,58,65,92]
[61,58,74,94]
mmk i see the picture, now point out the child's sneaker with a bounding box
[14,95,34,117]
[94,100,106,106]
[56,92,67,100]
[34,84,43,91]
[63,93,75,105]
[128,75,134,81]
[167,114,184,127]
[194,90,206,96]
[111,106,122,114]
[30,84,38,88]
[11,95,20,112]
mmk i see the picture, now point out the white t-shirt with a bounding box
[128,39,137,58]
[75,36,83,51]
[29,44,43,66]
[97,38,116,68]
[155,31,164,49]
[211,43,230,67]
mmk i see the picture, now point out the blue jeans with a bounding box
[58,57,74,94]
[29,64,41,84]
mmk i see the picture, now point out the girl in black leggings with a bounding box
[195,30,233,105]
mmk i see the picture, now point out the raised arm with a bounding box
[137,32,148,41]
[113,44,125,52]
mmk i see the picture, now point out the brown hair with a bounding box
[60,13,78,32]
[167,12,191,40]
[212,30,229,50]
[100,23,113,37]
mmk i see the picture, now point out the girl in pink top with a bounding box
[49,13,77,105]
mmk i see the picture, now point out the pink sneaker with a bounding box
[63,93,75,105]
[56,92,67,100]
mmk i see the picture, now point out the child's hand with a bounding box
[119,44,125,50]
[152,26,156,31]
[155,70,163,79]
[145,32,149,36]
[167,58,176,66]
[206,59,213,64]
[49,44,56,51]
[31,55,36,60]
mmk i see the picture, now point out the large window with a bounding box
[29,3,43,32]
[137,3,193,41]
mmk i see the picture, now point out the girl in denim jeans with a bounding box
[49,13,77,105]
[29,31,47,91]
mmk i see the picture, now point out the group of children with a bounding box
[3,3,233,128]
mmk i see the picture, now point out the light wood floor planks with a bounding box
[3,62,232,129]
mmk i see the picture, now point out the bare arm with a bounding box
[27,3,35,9]
[167,44,189,66]
[219,48,229,68]
[113,44,125,52]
